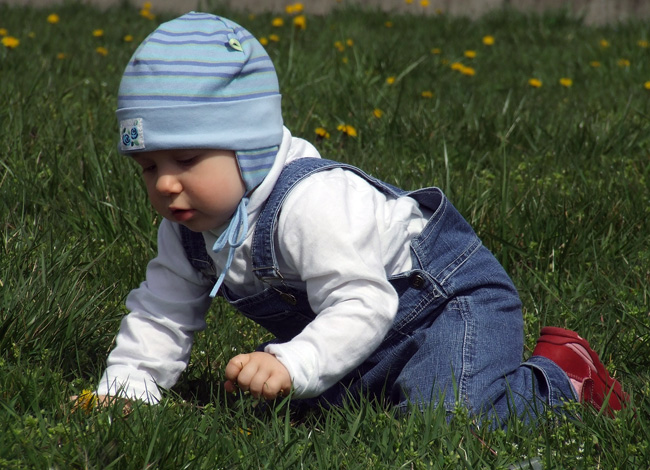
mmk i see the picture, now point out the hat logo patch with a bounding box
[120,118,145,151]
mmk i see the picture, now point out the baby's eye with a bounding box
[140,164,156,173]
[178,156,198,167]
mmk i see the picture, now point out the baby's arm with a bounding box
[269,169,403,397]
[97,220,213,402]
[224,352,291,399]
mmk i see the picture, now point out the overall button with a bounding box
[280,292,297,305]
[409,273,426,289]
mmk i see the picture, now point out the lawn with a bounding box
[1,1,649,468]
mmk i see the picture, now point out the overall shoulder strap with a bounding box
[250,157,407,281]
[179,225,217,281]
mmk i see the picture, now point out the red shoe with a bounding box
[532,327,628,415]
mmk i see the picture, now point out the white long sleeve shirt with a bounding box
[97,127,429,402]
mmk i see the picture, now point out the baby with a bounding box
[93,12,627,424]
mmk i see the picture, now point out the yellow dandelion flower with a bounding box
[373,108,383,119]
[337,124,357,137]
[420,0,430,7]
[140,8,156,20]
[95,46,108,56]
[386,76,396,85]
[269,34,280,42]
[638,40,649,48]
[346,39,354,47]
[285,3,304,14]
[0,28,8,37]
[260,37,269,46]
[450,62,464,71]
[142,1,153,9]
[460,66,475,76]
[617,58,630,67]
[599,39,610,48]
[421,90,434,98]
[464,50,476,59]
[431,47,441,54]
[47,13,60,24]
[334,40,345,52]
[1,36,19,48]
[315,127,330,139]
[124,34,134,42]
[482,35,495,46]
[56,52,66,59]
[342,57,349,64]
[293,15,306,30]
[559,77,573,87]
[76,389,98,413]
[405,0,413,4]
[644,81,650,90]
[528,78,542,88]
[590,61,601,68]
[28,31,36,38]
[92,29,104,37]
[272,17,284,27]
[384,21,393,28]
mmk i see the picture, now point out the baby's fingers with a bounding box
[248,371,273,398]
[69,392,132,415]
[224,380,238,394]
[225,354,251,383]
[70,390,99,413]
[259,376,289,400]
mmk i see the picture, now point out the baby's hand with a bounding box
[69,391,132,414]
[224,352,291,400]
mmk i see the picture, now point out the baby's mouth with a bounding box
[170,208,196,222]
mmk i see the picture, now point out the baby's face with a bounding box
[132,148,245,232]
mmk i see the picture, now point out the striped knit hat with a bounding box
[116,12,283,194]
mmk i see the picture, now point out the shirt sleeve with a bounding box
[265,169,400,398]
[96,219,213,403]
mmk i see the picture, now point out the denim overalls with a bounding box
[181,158,575,424]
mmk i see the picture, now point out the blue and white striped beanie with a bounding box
[117,12,283,297]
[116,12,283,194]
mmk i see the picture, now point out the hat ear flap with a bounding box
[235,147,279,194]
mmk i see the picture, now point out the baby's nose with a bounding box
[155,174,182,195]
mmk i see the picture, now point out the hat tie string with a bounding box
[209,197,249,297]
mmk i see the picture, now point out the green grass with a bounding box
[1,2,649,468]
